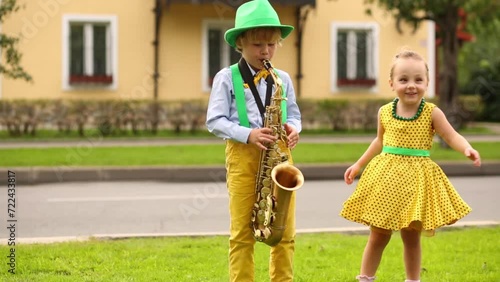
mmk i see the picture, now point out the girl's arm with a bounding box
[432,107,481,166]
[344,107,385,184]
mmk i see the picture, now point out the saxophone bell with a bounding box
[272,163,304,192]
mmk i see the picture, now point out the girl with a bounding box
[341,50,481,282]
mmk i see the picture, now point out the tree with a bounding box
[459,12,500,122]
[0,0,32,82]
[458,16,500,90]
[364,0,499,130]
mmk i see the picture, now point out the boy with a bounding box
[206,0,301,281]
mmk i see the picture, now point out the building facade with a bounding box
[0,0,435,101]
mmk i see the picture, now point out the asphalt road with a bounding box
[0,176,498,244]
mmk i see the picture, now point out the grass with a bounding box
[0,129,217,141]
[0,142,499,167]
[0,226,498,281]
[0,125,495,141]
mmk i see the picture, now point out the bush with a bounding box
[0,97,486,137]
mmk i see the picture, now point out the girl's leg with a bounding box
[400,228,421,281]
[359,228,392,278]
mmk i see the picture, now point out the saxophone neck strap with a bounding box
[237,58,271,120]
[230,60,287,128]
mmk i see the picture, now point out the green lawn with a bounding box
[0,226,498,281]
[0,142,499,167]
[0,125,494,141]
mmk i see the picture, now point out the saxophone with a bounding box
[251,59,304,247]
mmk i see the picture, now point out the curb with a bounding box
[2,162,499,185]
[2,221,498,245]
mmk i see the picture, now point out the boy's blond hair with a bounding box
[234,27,282,53]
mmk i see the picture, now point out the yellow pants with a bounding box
[225,140,296,282]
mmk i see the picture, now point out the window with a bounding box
[62,15,117,90]
[202,20,240,91]
[331,22,379,93]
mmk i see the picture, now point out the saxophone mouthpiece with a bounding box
[262,60,273,72]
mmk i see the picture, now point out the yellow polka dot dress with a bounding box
[340,100,471,233]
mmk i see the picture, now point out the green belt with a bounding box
[382,146,430,157]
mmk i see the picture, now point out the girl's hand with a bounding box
[465,147,481,167]
[248,128,277,150]
[344,164,361,185]
[284,123,299,149]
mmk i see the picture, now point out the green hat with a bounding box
[224,0,294,48]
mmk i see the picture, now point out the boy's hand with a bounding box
[284,123,299,149]
[464,147,481,167]
[248,128,277,150]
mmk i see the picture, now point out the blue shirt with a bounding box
[206,64,302,144]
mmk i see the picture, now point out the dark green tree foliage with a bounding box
[459,4,500,85]
[463,61,500,121]
[364,0,499,129]
[0,0,32,81]
[459,15,500,122]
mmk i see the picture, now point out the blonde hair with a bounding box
[234,27,282,53]
[390,49,429,80]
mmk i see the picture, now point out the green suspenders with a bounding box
[230,63,287,128]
